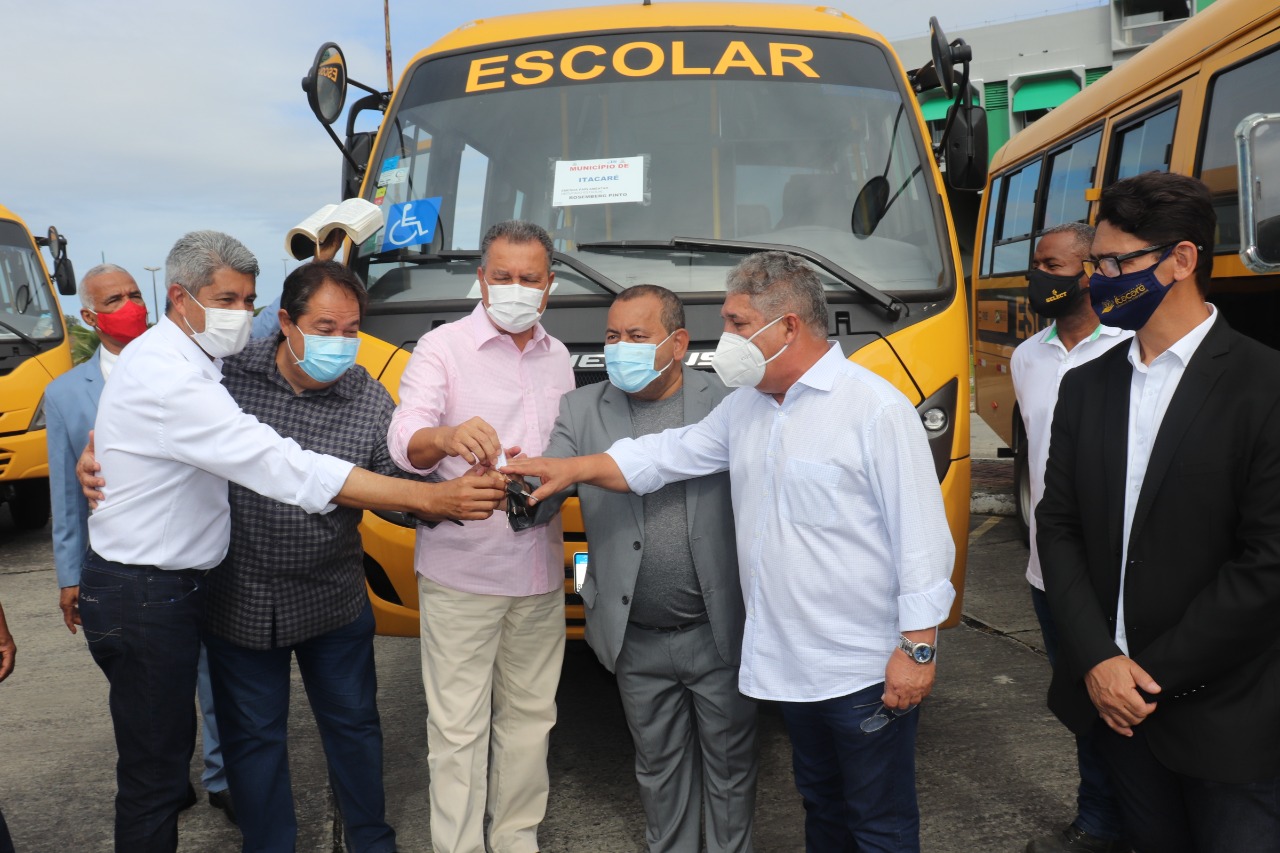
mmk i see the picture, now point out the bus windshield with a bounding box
[355,32,950,304]
[0,220,62,344]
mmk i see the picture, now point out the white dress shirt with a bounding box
[98,344,119,379]
[1011,322,1130,590]
[608,342,956,702]
[89,316,355,571]
[1115,306,1218,654]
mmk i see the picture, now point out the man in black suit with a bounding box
[1037,171,1280,853]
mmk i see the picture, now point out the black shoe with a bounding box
[180,782,198,812]
[1026,824,1129,853]
[208,789,238,826]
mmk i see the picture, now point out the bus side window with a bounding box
[990,159,1042,275]
[979,174,1004,277]
[1110,103,1178,182]
[1197,45,1280,253]
[1042,130,1102,230]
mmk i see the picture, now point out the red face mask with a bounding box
[92,300,148,344]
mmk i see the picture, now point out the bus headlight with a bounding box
[915,379,958,483]
[921,407,948,433]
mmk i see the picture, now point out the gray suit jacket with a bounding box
[541,367,743,673]
[44,349,104,587]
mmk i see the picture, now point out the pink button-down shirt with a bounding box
[388,302,574,596]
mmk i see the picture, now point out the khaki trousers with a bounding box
[418,576,565,853]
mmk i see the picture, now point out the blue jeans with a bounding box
[196,644,226,794]
[204,601,395,853]
[778,682,921,853]
[1095,722,1280,853]
[1030,586,1125,841]
[79,552,206,853]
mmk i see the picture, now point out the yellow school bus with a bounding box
[972,0,1280,533]
[302,3,985,637]
[0,205,76,529]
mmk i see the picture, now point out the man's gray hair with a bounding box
[164,231,259,311]
[725,251,828,336]
[1041,221,1095,259]
[480,220,555,271]
[78,263,132,311]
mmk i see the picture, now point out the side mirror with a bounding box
[302,42,348,126]
[852,176,890,237]
[1236,112,1280,273]
[945,104,989,192]
[929,17,955,99]
[44,227,76,295]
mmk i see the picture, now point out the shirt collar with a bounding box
[98,344,119,379]
[467,300,548,351]
[790,342,846,395]
[157,315,223,377]
[1041,321,1124,346]
[1126,304,1218,370]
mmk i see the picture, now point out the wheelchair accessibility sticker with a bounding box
[382,198,443,251]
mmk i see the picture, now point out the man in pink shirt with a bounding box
[387,220,573,853]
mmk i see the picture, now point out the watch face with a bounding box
[913,645,934,664]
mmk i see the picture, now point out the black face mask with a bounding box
[1026,268,1087,319]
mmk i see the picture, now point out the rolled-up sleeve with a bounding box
[607,394,732,495]
[387,340,452,476]
[865,401,956,631]
[163,372,354,514]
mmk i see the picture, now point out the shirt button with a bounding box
[632,541,641,550]
[622,595,630,605]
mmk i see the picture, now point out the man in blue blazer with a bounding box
[45,263,235,822]
[531,285,756,853]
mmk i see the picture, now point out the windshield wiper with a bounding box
[578,237,904,321]
[0,318,42,352]
[363,248,622,294]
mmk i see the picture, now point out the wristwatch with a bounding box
[898,635,936,665]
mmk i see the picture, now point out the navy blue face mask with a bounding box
[1089,247,1175,331]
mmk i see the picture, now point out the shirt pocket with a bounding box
[780,458,848,529]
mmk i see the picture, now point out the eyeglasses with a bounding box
[1083,243,1176,278]
[859,702,916,733]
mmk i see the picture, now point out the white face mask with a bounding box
[484,278,548,333]
[712,315,789,388]
[179,287,253,358]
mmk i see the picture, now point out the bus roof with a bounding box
[421,3,886,58]
[990,0,1280,173]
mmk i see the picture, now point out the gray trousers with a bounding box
[616,621,758,853]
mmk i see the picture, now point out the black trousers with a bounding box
[1095,721,1280,853]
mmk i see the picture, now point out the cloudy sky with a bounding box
[5,0,1098,315]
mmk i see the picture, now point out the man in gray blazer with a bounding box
[535,284,756,853]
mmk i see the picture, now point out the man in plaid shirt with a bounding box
[202,260,494,853]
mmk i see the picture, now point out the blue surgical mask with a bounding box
[604,330,676,393]
[1089,247,1175,331]
[287,332,361,383]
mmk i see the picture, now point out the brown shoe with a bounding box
[1026,824,1129,853]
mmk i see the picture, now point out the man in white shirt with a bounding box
[1013,224,1130,853]
[1038,172,1280,852]
[79,230,505,853]
[506,251,956,852]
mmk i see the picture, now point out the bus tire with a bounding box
[10,479,50,531]
[1013,421,1031,547]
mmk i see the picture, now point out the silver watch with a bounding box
[898,635,936,664]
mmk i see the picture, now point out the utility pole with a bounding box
[143,266,161,323]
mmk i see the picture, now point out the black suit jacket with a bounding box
[1037,316,1280,783]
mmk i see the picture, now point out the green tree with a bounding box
[65,316,99,365]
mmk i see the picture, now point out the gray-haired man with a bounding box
[80,230,505,853]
